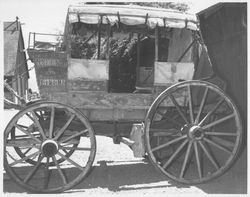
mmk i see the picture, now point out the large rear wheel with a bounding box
[144,80,242,184]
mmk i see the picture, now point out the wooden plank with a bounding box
[114,108,147,121]
[46,92,154,109]
[89,109,113,121]
[112,93,154,109]
[68,79,108,91]
[43,90,187,121]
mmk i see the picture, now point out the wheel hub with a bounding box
[188,125,204,140]
[41,139,58,157]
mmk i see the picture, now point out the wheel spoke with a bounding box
[195,87,209,124]
[52,156,67,185]
[187,85,194,123]
[152,135,187,152]
[199,98,224,126]
[25,113,35,122]
[23,147,33,155]
[56,152,84,171]
[14,124,41,143]
[43,157,50,189]
[202,113,235,130]
[194,141,202,179]
[169,93,189,124]
[205,131,238,136]
[6,141,38,149]
[198,141,219,170]
[60,129,88,143]
[163,139,188,169]
[49,106,55,138]
[24,155,44,183]
[16,124,28,129]
[39,111,45,120]
[210,136,235,148]
[35,111,42,119]
[60,146,91,151]
[203,137,232,154]
[180,141,193,179]
[30,111,47,139]
[151,128,180,137]
[9,150,41,167]
[54,114,75,140]
[62,149,68,154]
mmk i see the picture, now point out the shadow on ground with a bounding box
[4,148,247,194]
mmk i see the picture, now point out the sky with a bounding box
[0,0,231,91]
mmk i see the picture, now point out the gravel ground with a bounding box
[2,109,248,195]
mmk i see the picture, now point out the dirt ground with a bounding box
[2,109,248,196]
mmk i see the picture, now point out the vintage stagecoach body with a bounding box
[3,3,244,193]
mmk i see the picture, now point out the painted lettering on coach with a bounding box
[30,51,68,92]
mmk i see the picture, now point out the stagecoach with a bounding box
[3,3,245,193]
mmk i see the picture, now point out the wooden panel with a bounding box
[28,50,68,92]
[43,91,154,121]
[42,90,187,121]
[89,109,114,121]
[68,92,113,109]
[45,92,153,109]
[154,62,194,85]
[68,58,109,80]
[114,108,148,121]
[68,79,108,91]
[112,93,154,109]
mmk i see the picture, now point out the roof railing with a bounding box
[28,32,64,51]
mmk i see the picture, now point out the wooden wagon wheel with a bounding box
[144,80,242,184]
[4,101,96,193]
[10,105,79,166]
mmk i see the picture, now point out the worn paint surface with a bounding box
[68,79,108,91]
[28,50,68,92]
[42,90,186,121]
[43,91,155,121]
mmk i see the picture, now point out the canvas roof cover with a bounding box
[67,4,198,30]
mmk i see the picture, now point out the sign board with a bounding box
[28,50,68,92]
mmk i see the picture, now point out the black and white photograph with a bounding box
[1,0,248,195]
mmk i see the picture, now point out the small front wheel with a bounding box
[4,101,96,193]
